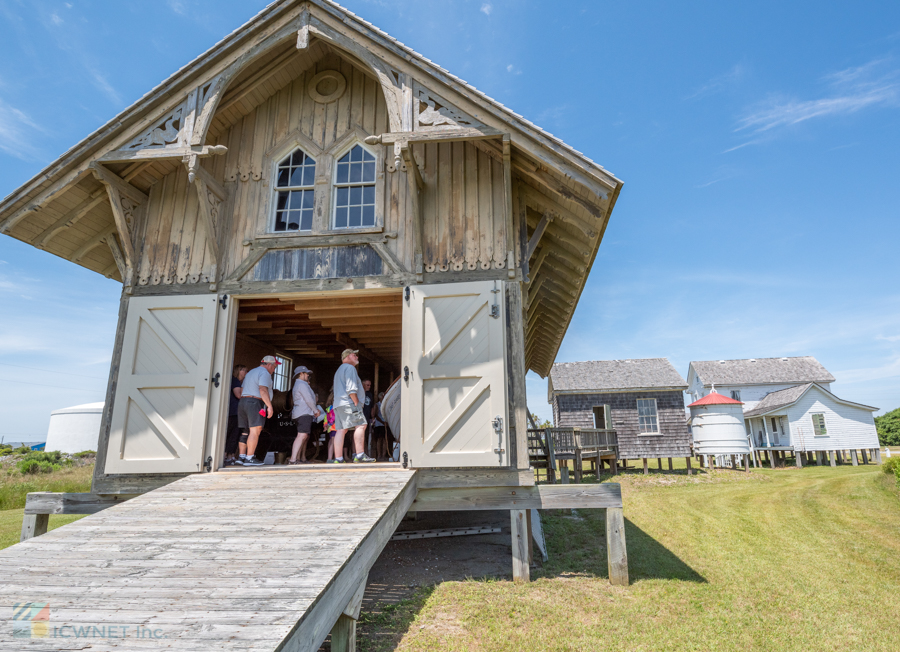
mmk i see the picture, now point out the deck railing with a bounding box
[528,427,619,483]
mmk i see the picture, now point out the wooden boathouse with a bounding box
[0,1,625,648]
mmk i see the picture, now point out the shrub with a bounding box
[882,457,900,476]
[0,445,12,456]
[73,450,96,458]
[22,451,63,465]
[17,460,42,475]
[12,446,31,455]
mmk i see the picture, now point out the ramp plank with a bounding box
[0,470,416,651]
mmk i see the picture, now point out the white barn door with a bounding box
[401,280,509,468]
[105,295,219,474]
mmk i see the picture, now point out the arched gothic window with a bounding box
[273,149,316,232]
[333,145,376,229]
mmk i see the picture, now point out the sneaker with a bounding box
[328,458,345,464]
[242,456,265,466]
[353,453,376,463]
[234,456,246,466]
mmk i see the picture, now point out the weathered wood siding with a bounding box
[249,245,383,281]
[554,391,691,459]
[133,47,510,287]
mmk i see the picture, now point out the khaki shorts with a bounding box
[334,404,367,430]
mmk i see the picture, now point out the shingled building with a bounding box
[548,359,692,466]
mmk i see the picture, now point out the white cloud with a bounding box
[87,68,122,105]
[167,0,187,16]
[480,3,492,15]
[0,98,47,161]
[50,12,63,26]
[735,58,900,135]
[687,63,746,100]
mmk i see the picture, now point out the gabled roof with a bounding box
[550,358,687,393]
[689,356,835,387]
[744,383,877,417]
[0,0,623,379]
[687,391,742,407]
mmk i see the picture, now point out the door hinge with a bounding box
[219,295,228,310]
[490,304,500,319]
[402,451,408,469]
[492,416,505,454]
[404,365,410,383]
[211,372,220,388]
[404,286,410,304]
[204,456,213,472]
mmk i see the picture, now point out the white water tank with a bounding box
[45,402,104,454]
[688,392,749,455]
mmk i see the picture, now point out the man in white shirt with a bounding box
[236,355,279,466]
[331,349,375,463]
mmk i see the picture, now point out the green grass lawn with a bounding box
[0,461,92,551]
[365,462,900,651]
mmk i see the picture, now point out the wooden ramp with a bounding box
[0,469,416,651]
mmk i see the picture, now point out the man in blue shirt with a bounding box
[236,355,279,466]
[331,349,375,463]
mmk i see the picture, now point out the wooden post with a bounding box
[561,466,570,484]
[730,454,737,469]
[668,457,673,471]
[796,451,803,468]
[20,513,49,542]
[373,362,380,400]
[685,457,692,475]
[611,458,618,476]
[605,508,629,586]
[744,454,750,473]
[861,449,868,464]
[815,451,822,466]
[330,615,356,651]
[875,448,883,464]
[829,450,836,467]
[769,451,776,469]
[574,438,583,485]
[525,508,534,566]
[642,458,648,475]
[657,458,663,470]
[511,509,530,582]
[851,449,859,466]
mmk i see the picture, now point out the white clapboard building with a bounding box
[687,357,881,465]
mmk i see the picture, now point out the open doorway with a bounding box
[224,290,402,467]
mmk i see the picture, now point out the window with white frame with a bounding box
[333,144,376,229]
[273,355,292,392]
[811,413,827,436]
[637,398,659,434]
[273,149,316,232]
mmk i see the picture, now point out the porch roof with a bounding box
[744,383,878,417]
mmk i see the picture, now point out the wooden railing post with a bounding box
[20,514,49,542]
[606,507,629,586]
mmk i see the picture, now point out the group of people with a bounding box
[224,348,392,466]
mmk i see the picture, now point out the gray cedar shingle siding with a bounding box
[554,390,691,459]
[549,358,688,392]
[690,356,835,386]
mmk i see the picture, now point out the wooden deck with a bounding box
[0,469,416,650]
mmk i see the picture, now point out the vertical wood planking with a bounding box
[605,507,629,586]
[464,143,478,270]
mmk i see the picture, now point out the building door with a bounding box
[104,294,219,474]
[401,280,509,468]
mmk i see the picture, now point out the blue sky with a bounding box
[1,0,898,442]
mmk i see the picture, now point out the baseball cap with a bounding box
[293,366,313,376]
[340,349,359,360]
[262,355,282,365]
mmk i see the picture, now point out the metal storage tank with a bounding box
[45,402,104,454]
[688,392,749,455]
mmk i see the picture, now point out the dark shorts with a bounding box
[237,397,266,432]
[294,414,314,433]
